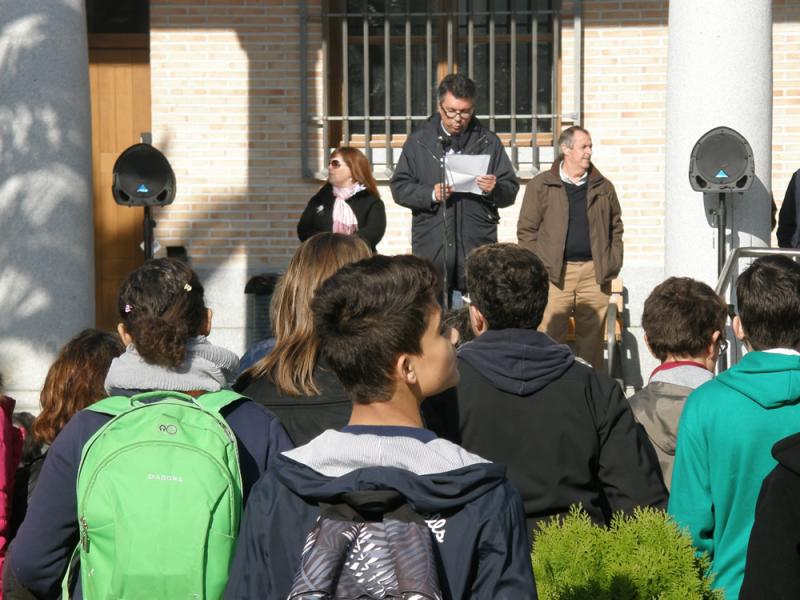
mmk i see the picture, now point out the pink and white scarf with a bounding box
[332,182,365,235]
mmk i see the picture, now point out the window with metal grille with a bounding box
[301,0,563,180]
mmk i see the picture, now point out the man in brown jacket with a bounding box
[517,126,623,368]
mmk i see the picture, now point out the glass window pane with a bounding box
[86,0,148,34]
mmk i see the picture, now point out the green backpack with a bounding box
[63,390,244,600]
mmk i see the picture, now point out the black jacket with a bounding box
[423,329,668,536]
[297,183,386,251]
[390,115,519,290]
[223,430,537,599]
[777,169,800,248]
[740,431,800,599]
[235,363,352,447]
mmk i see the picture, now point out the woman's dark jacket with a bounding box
[235,363,352,447]
[297,184,386,251]
[740,431,800,599]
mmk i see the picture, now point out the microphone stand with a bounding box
[438,135,452,309]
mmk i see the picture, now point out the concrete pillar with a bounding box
[665,0,772,285]
[0,0,94,410]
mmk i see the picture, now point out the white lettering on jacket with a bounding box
[425,514,446,543]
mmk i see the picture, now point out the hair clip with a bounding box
[124,304,134,314]
[183,283,192,292]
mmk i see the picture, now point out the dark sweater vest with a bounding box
[563,180,592,261]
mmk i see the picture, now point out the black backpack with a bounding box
[287,490,443,600]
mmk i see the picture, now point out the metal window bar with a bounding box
[384,17,391,172]
[551,0,560,158]
[405,12,412,136]
[467,3,474,79]
[574,0,582,125]
[488,9,495,132]
[308,1,560,179]
[341,16,350,144]
[510,6,517,170]
[321,0,330,168]
[426,7,432,116]
[362,5,371,164]
[447,12,454,73]
[532,0,539,169]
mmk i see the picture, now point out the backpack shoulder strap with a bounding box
[84,390,242,418]
[84,395,137,418]
[195,390,245,415]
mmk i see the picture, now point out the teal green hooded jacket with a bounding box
[668,351,800,599]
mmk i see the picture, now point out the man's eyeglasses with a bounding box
[440,104,474,120]
[329,158,343,168]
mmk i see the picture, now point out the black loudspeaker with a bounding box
[688,127,754,192]
[112,143,176,206]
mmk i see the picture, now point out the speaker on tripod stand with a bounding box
[111,143,176,259]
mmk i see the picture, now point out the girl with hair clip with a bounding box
[6,258,292,600]
[236,233,372,446]
[11,329,124,536]
[297,147,386,251]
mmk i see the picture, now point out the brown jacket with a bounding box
[517,162,623,286]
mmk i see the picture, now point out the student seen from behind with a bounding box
[669,254,800,599]
[627,277,727,490]
[224,254,537,599]
[6,258,292,599]
[11,329,124,536]
[424,243,667,538]
[235,233,373,446]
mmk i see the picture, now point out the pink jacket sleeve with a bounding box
[0,397,24,599]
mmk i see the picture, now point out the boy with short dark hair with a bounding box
[224,254,537,599]
[628,277,728,489]
[669,255,800,599]
[425,243,667,537]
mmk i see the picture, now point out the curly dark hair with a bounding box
[117,258,207,367]
[465,243,550,330]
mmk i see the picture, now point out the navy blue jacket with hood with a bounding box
[424,329,667,536]
[224,429,537,600]
[5,394,292,600]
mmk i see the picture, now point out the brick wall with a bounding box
[773,1,800,221]
[150,0,321,272]
[148,1,799,380]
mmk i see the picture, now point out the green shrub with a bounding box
[531,505,722,600]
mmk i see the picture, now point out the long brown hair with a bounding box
[247,233,372,395]
[32,329,125,445]
[330,146,380,200]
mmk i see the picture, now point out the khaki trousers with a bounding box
[539,261,610,369]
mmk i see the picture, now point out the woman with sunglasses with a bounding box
[297,147,386,251]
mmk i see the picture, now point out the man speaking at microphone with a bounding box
[391,73,518,302]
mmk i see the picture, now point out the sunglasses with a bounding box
[329,158,344,168]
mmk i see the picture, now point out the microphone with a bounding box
[438,135,452,152]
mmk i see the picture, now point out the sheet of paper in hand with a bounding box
[445,154,491,194]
